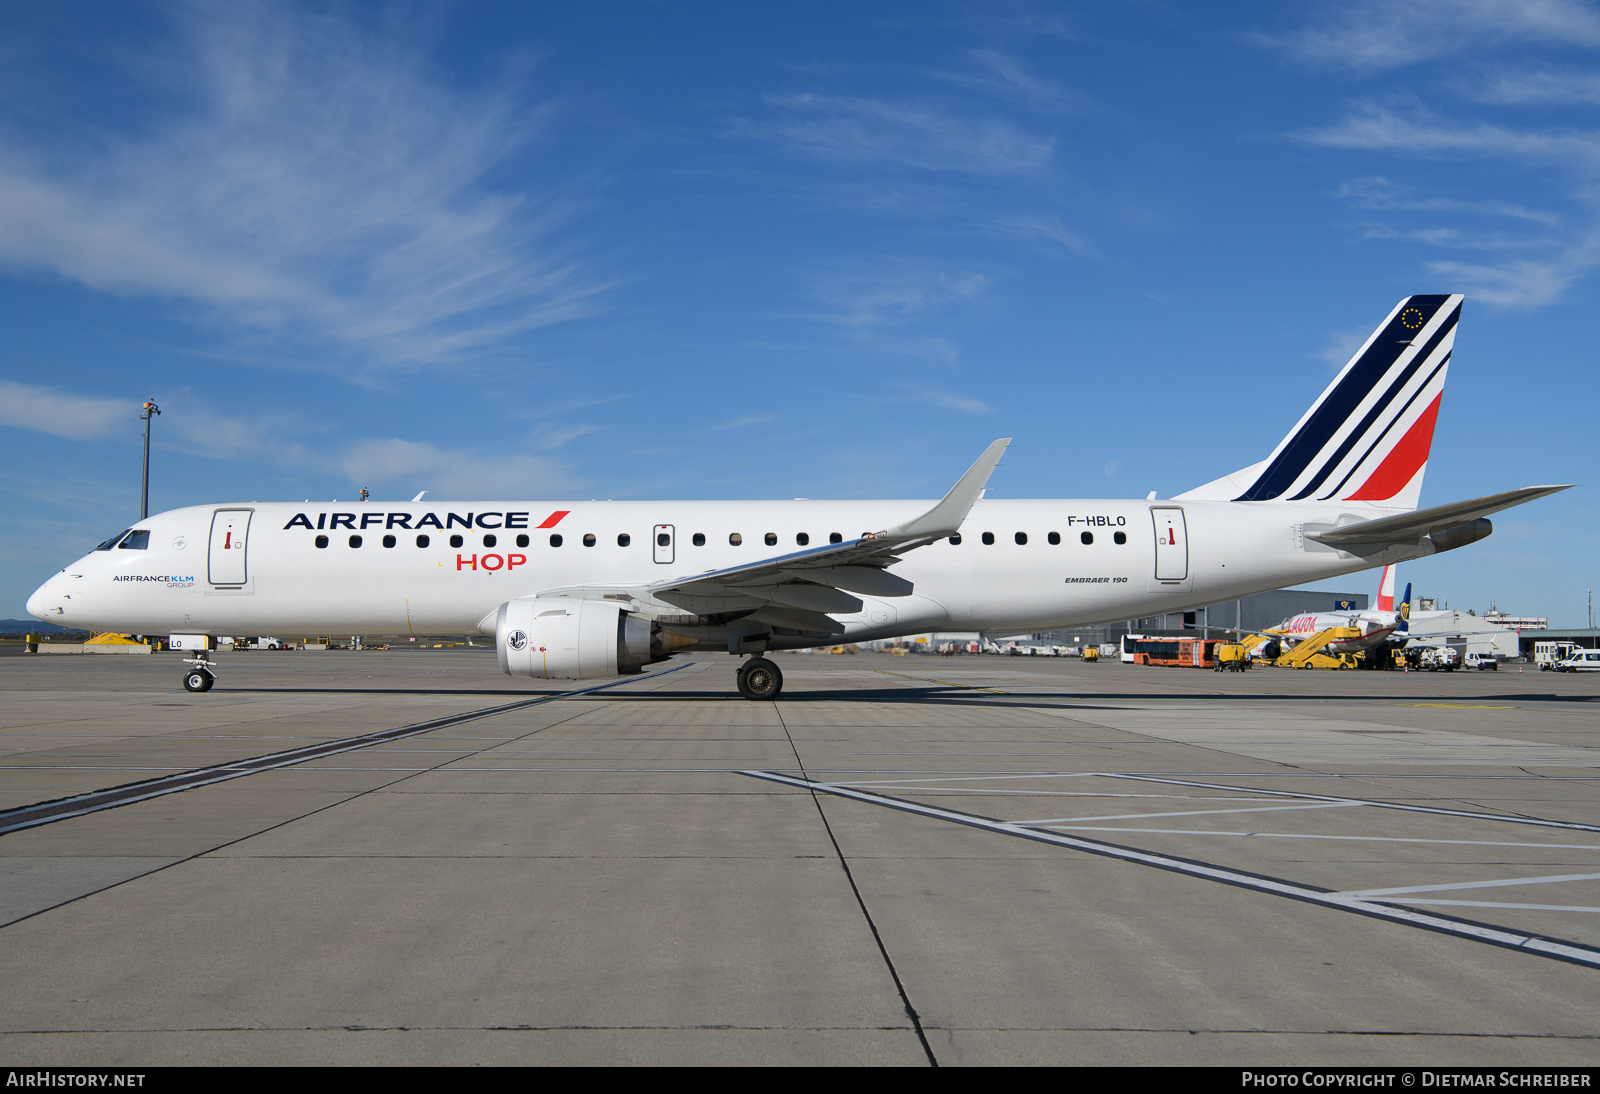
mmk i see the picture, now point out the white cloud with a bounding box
[987,213,1097,257]
[1305,108,1600,307]
[908,386,992,414]
[1425,253,1593,306]
[1255,0,1600,73]
[1338,176,1562,224]
[750,93,1054,176]
[804,261,992,329]
[339,438,577,499]
[929,51,1091,114]
[1314,327,1373,371]
[1467,66,1600,105]
[1300,104,1600,164]
[0,2,604,368]
[0,381,132,440]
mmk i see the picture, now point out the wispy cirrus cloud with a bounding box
[0,381,132,440]
[1466,66,1600,106]
[1254,0,1600,73]
[1337,176,1562,225]
[339,438,578,499]
[928,50,1091,115]
[0,2,605,370]
[1298,106,1600,306]
[744,92,1054,176]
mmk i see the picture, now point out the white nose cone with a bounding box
[26,575,59,621]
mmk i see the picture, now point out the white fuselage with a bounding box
[28,496,1424,648]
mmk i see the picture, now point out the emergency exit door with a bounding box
[653,524,674,564]
[209,509,252,586]
[1151,507,1188,582]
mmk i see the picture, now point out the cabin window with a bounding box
[949,533,961,545]
[1015,532,1028,545]
[729,533,743,546]
[796,532,810,546]
[1047,532,1061,545]
[549,534,563,547]
[583,534,596,547]
[95,529,132,551]
[981,532,995,545]
[482,534,497,548]
[657,533,670,547]
[450,534,464,548]
[118,530,150,550]
[349,535,363,548]
[315,535,329,549]
[829,532,842,544]
[382,535,396,548]
[1081,531,1094,545]
[416,534,430,548]
[618,533,631,547]
[693,533,706,546]
[1114,531,1127,545]
[516,534,529,548]
[765,532,777,546]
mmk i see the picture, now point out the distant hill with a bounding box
[0,620,87,636]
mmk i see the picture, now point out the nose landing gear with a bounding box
[182,651,217,693]
[737,657,783,701]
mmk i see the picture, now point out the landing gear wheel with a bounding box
[183,669,214,693]
[737,657,783,701]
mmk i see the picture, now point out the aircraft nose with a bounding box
[27,575,61,621]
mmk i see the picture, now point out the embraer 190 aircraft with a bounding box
[28,295,1568,700]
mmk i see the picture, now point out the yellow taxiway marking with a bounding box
[1389,703,1517,709]
[871,668,1008,694]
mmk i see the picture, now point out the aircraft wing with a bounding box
[1305,485,1572,549]
[536,438,1010,635]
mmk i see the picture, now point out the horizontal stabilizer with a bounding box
[1306,485,1571,548]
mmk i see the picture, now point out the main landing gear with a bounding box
[736,656,783,701]
[182,652,216,693]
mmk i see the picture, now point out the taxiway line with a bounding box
[742,770,1600,971]
[0,663,692,837]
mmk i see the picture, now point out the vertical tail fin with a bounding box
[1177,295,1461,509]
[1396,583,1413,633]
[1376,565,1396,611]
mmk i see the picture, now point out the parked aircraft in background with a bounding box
[1278,566,1415,654]
[28,294,1569,699]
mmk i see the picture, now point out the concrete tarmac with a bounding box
[0,646,1597,1066]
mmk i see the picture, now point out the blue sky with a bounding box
[2,1,1595,624]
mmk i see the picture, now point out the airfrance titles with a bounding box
[283,512,535,532]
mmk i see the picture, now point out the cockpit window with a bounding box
[118,530,150,550]
[95,529,132,551]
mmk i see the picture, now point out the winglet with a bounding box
[888,438,1010,539]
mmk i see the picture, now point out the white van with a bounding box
[1556,650,1600,672]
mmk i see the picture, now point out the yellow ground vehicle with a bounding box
[1213,643,1249,671]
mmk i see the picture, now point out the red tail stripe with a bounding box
[1347,394,1442,502]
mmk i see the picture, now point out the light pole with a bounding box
[140,399,160,520]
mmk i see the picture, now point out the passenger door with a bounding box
[208,509,252,586]
[1150,507,1190,589]
[653,524,674,564]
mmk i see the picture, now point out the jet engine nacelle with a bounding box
[495,597,654,680]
